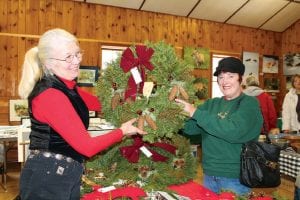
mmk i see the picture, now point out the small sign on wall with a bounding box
[9,99,29,122]
[77,66,99,87]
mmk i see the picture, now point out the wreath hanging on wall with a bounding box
[82,41,199,194]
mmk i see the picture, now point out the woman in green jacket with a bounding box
[176,57,263,196]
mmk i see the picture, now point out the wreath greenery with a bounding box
[82,41,199,194]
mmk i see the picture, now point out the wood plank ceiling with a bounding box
[74,0,300,32]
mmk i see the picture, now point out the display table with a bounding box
[279,149,300,178]
[0,126,18,191]
[81,181,229,200]
[81,181,274,200]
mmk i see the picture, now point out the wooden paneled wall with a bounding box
[0,0,299,125]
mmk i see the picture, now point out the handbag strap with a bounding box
[258,106,272,143]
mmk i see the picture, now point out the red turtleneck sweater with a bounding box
[31,77,123,158]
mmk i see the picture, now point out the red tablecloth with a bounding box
[81,186,146,200]
[81,181,272,200]
[168,181,220,199]
[81,181,234,200]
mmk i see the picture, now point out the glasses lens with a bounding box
[64,50,83,63]
[65,55,74,63]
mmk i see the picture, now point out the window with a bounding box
[101,45,127,70]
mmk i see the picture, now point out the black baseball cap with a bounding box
[213,57,245,76]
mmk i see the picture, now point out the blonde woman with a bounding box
[18,28,146,200]
[282,74,300,133]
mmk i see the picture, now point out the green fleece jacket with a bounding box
[183,93,263,178]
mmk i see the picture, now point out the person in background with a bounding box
[18,28,146,200]
[243,75,277,134]
[282,74,300,134]
[175,57,263,196]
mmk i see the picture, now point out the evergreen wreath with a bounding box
[82,41,198,193]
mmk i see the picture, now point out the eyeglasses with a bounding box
[49,50,84,63]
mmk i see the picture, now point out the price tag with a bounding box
[140,146,153,157]
[97,186,116,193]
[143,82,154,98]
[130,67,142,84]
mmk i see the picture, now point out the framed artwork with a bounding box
[77,66,99,87]
[283,53,300,75]
[193,77,209,99]
[242,51,259,78]
[263,77,279,92]
[262,55,278,73]
[9,99,29,121]
[184,47,210,69]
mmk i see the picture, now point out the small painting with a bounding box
[9,99,29,121]
[242,51,259,78]
[283,53,300,75]
[193,77,209,99]
[263,77,279,92]
[262,55,278,73]
[77,66,99,87]
[184,47,210,69]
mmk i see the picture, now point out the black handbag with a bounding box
[240,141,281,188]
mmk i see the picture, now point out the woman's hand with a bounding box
[120,118,147,136]
[175,98,196,117]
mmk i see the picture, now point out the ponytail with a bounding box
[18,47,43,99]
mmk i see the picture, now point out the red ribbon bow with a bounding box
[120,45,154,101]
[120,136,177,163]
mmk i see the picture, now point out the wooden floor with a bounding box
[0,162,20,200]
[0,156,295,200]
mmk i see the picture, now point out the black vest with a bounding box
[28,75,89,163]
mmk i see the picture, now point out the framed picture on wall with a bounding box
[193,77,209,100]
[262,55,278,73]
[242,51,259,78]
[183,47,210,69]
[9,99,29,121]
[283,53,300,75]
[263,77,279,92]
[77,66,99,87]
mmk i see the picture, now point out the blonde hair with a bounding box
[18,28,78,99]
[291,74,300,88]
[245,75,259,87]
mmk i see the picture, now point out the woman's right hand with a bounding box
[120,118,147,136]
